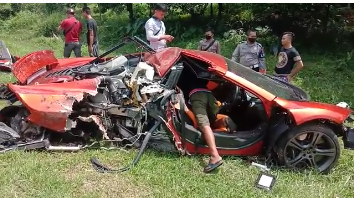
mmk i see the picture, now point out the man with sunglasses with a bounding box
[145,4,174,51]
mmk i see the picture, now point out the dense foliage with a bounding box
[0,3,353,69]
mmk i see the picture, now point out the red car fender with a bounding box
[274,97,352,125]
[7,78,100,132]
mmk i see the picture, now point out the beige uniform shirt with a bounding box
[198,39,221,54]
[231,41,266,70]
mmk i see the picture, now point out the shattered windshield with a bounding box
[225,58,300,100]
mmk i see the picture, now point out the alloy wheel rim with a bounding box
[284,131,337,172]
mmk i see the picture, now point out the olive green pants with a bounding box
[190,91,219,127]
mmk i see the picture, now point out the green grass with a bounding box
[0,31,353,198]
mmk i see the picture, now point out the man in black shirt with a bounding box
[82,7,99,57]
[274,32,304,82]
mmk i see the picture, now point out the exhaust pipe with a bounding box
[46,145,81,151]
[43,140,81,151]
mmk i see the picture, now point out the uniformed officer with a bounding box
[231,29,266,74]
[144,4,174,51]
[198,28,221,54]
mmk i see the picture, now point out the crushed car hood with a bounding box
[12,50,96,84]
[145,47,228,77]
[12,50,59,84]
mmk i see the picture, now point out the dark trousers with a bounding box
[64,42,82,58]
[252,67,260,72]
[90,41,99,57]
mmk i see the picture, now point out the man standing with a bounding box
[145,4,174,51]
[274,32,304,82]
[198,27,221,54]
[58,8,82,58]
[231,29,266,74]
[82,7,99,57]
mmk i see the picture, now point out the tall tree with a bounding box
[210,3,213,19]
[126,3,134,22]
[217,3,223,22]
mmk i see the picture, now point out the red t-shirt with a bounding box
[60,17,82,43]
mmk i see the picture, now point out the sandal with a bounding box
[203,159,223,173]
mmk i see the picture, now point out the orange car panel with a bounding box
[8,78,100,132]
[274,97,352,125]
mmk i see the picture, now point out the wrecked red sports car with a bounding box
[0,36,353,174]
[0,41,19,71]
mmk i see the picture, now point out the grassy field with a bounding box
[0,30,353,198]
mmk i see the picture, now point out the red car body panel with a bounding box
[145,47,228,77]
[8,78,100,132]
[12,50,59,84]
[274,98,352,125]
[12,50,97,84]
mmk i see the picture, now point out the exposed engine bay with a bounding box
[0,57,172,153]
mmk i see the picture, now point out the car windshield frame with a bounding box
[86,36,156,66]
[224,58,300,100]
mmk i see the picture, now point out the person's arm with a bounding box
[258,44,266,72]
[197,40,202,50]
[88,21,94,45]
[79,22,83,35]
[231,45,240,62]
[216,41,221,54]
[145,20,166,42]
[289,50,304,79]
[57,20,65,32]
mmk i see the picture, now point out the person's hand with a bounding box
[259,69,266,74]
[161,35,174,41]
[88,45,93,54]
[166,35,174,42]
[287,74,293,82]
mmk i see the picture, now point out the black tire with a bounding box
[275,123,340,174]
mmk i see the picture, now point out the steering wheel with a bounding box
[234,86,248,104]
[219,85,248,113]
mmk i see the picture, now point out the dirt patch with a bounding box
[63,163,151,198]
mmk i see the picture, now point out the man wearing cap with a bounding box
[231,29,266,74]
[58,8,83,58]
[144,4,174,51]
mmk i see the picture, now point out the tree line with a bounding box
[0,3,353,53]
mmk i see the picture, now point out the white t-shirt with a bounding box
[144,17,166,51]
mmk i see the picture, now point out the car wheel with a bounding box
[275,123,340,174]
